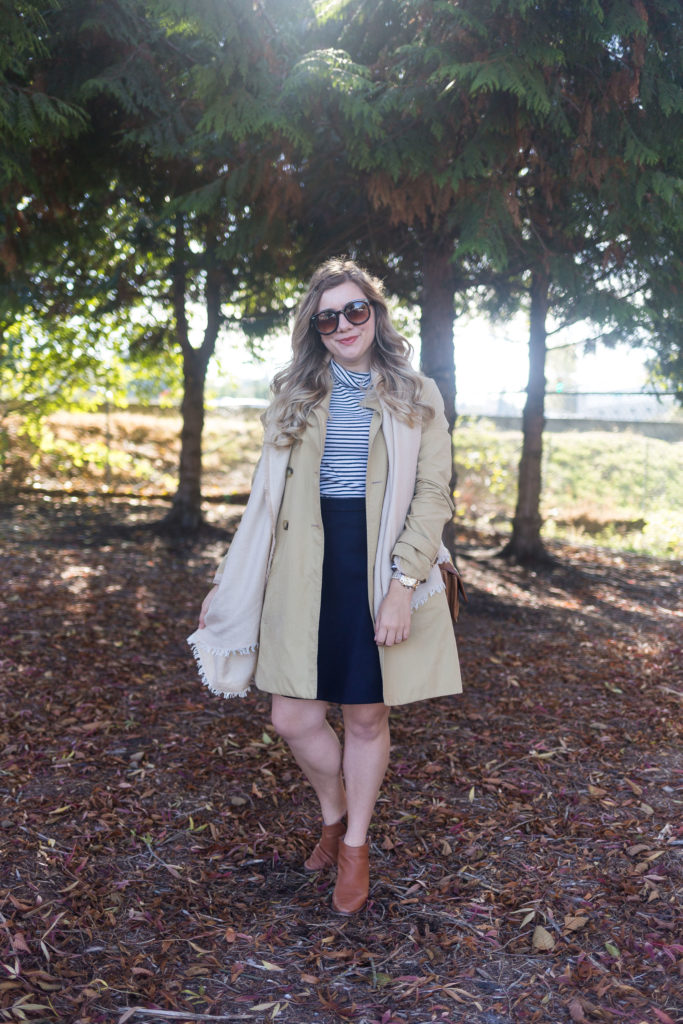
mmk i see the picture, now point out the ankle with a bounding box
[322,810,346,827]
[341,832,367,848]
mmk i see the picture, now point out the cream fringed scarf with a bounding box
[187,399,449,698]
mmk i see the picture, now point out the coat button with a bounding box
[286,466,294,476]
[282,520,289,530]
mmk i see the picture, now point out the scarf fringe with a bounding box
[188,639,259,658]
[187,640,254,700]
[411,579,446,611]
[207,683,251,700]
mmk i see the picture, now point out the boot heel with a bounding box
[304,819,346,871]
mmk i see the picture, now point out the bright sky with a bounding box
[209,311,652,401]
[453,314,651,398]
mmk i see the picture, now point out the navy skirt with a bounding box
[316,497,384,705]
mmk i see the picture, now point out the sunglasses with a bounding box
[310,300,373,335]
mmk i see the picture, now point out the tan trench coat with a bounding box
[254,376,462,707]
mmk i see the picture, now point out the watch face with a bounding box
[393,570,418,589]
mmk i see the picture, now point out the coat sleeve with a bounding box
[391,377,454,581]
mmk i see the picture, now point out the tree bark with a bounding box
[419,247,458,436]
[500,267,553,564]
[419,246,459,551]
[166,346,208,532]
[162,217,221,534]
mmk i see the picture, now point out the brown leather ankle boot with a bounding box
[332,840,369,914]
[304,818,346,871]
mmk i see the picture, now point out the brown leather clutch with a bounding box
[439,561,468,622]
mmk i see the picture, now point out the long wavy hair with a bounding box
[266,257,434,446]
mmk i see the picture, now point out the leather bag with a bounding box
[439,560,468,623]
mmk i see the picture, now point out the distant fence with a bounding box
[465,415,683,442]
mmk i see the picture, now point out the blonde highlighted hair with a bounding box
[266,257,434,446]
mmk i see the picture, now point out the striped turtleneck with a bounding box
[319,360,374,497]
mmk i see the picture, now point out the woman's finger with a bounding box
[375,619,412,646]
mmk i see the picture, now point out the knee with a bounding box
[270,698,299,740]
[271,696,323,743]
[343,706,390,743]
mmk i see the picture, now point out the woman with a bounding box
[188,257,462,915]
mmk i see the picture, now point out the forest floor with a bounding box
[1,497,681,1024]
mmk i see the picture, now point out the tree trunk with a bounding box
[419,247,458,437]
[500,267,552,564]
[162,217,221,534]
[419,246,459,551]
[167,346,208,532]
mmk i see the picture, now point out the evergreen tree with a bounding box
[0,0,86,190]
[287,0,682,561]
[453,0,683,561]
[1,0,312,530]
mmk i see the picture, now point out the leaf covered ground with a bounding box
[1,498,681,1024]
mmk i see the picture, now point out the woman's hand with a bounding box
[374,580,413,646]
[198,585,219,628]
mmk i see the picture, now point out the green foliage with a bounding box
[0,0,321,525]
[0,0,86,184]
[1,0,310,377]
[454,418,519,522]
[2,0,682,533]
[14,406,265,497]
[303,0,682,320]
[0,308,182,490]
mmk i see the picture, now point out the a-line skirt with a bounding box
[316,496,384,705]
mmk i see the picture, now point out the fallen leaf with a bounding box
[564,915,589,931]
[3,494,681,1024]
[652,1010,676,1024]
[532,925,555,950]
[260,960,284,971]
[11,933,31,954]
[568,998,586,1022]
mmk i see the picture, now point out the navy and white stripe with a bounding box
[319,360,373,497]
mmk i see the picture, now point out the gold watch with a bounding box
[391,569,420,591]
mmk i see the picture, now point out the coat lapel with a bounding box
[364,386,383,454]
[310,387,332,459]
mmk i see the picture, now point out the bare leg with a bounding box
[271,695,346,825]
[341,703,390,846]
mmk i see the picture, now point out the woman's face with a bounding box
[314,280,376,374]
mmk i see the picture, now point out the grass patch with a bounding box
[8,408,682,559]
[10,407,264,497]
[455,417,683,559]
